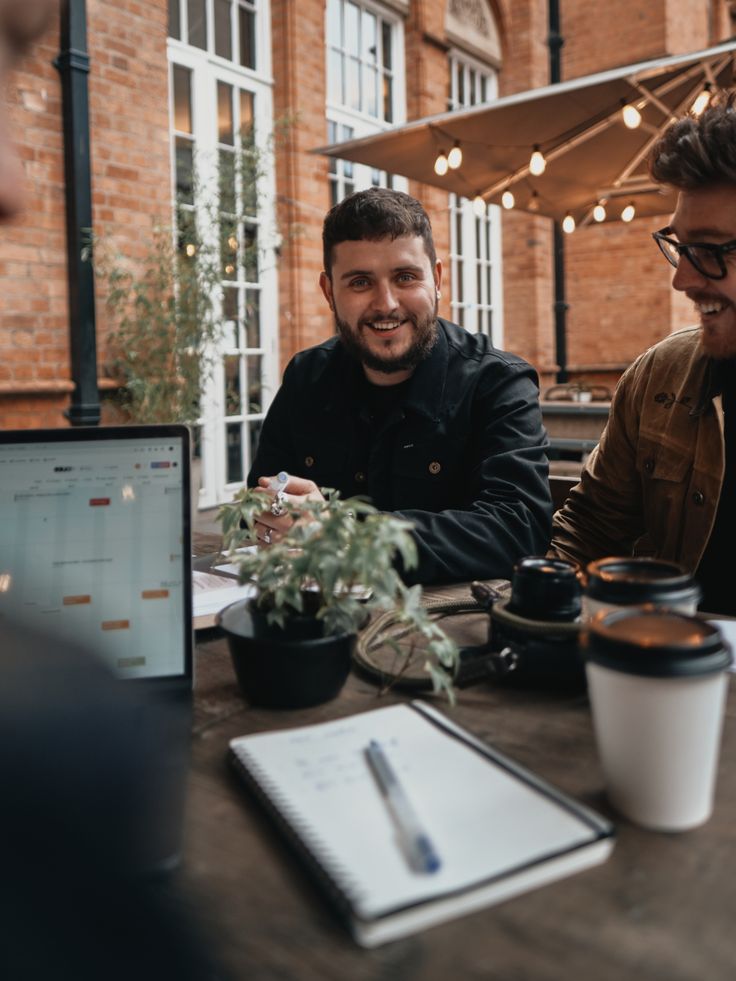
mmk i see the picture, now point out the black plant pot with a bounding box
[217,599,355,709]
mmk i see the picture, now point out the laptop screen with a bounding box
[0,426,192,683]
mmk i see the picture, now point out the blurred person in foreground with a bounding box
[551,93,736,615]
[0,4,222,977]
[247,187,552,584]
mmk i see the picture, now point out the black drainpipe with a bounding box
[55,0,100,425]
[548,0,569,384]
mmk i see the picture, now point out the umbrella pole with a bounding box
[548,0,569,384]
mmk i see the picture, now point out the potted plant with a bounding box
[216,487,458,708]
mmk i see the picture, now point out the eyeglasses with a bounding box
[652,226,736,280]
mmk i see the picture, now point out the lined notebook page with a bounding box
[230,703,598,921]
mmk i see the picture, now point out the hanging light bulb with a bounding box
[528,191,540,213]
[501,189,515,210]
[434,151,449,176]
[621,202,636,223]
[593,201,607,223]
[692,85,712,116]
[447,142,463,169]
[622,103,642,129]
[562,213,576,234]
[472,194,486,217]
[185,243,197,257]
[529,145,546,176]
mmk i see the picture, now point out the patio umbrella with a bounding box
[316,40,736,227]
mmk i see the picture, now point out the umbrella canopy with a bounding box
[316,41,736,227]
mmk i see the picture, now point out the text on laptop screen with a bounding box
[0,435,188,680]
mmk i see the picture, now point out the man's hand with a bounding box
[253,475,325,546]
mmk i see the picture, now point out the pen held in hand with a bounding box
[365,739,441,875]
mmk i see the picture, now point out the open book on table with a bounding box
[229,701,615,947]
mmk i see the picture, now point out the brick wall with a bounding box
[1,0,171,429]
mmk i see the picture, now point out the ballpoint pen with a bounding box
[365,739,441,875]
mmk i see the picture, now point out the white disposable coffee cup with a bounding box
[585,609,731,831]
[583,557,701,621]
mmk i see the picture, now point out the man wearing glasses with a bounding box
[552,95,736,615]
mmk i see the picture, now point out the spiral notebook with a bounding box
[228,702,614,946]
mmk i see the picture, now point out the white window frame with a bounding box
[168,1,278,509]
[447,48,503,344]
[325,0,407,201]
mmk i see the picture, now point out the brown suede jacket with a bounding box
[551,326,724,574]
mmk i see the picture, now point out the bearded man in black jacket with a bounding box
[249,188,551,585]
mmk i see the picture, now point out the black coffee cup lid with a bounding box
[585,608,732,677]
[585,557,701,607]
[507,556,582,622]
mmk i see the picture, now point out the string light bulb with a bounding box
[501,190,515,210]
[593,202,607,223]
[529,145,546,176]
[434,151,449,176]
[692,84,712,116]
[621,202,636,223]
[528,190,540,212]
[447,143,463,170]
[622,103,642,129]
[185,243,196,257]
[562,213,576,234]
[472,194,487,217]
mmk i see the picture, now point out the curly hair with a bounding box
[649,90,736,190]
[322,187,436,273]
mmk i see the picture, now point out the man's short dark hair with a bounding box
[649,90,736,190]
[322,187,437,273]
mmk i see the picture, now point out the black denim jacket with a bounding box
[249,319,552,585]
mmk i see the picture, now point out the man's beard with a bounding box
[334,302,439,375]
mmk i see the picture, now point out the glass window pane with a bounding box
[382,22,392,70]
[328,49,342,104]
[326,0,341,47]
[458,67,465,107]
[245,290,260,347]
[217,82,234,145]
[243,222,258,281]
[383,75,392,123]
[347,57,360,111]
[226,423,244,483]
[173,65,192,134]
[221,218,238,279]
[239,6,256,69]
[168,0,180,39]
[215,0,232,60]
[239,89,254,140]
[345,2,359,55]
[248,420,263,477]
[365,66,377,117]
[218,149,236,213]
[177,206,198,258]
[175,138,194,203]
[247,355,262,413]
[224,355,242,414]
[187,0,207,49]
[223,286,239,346]
[362,10,377,63]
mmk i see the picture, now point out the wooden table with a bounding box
[179,573,736,980]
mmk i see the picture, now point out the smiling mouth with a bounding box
[364,319,407,333]
[694,299,728,315]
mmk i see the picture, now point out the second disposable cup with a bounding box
[584,608,731,831]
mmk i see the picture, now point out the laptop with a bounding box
[0,424,194,870]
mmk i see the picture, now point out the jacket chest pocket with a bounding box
[391,439,463,511]
[636,435,692,544]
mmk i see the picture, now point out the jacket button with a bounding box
[355,471,366,483]
[428,461,441,475]
[305,456,314,468]
[644,457,654,474]
[692,490,705,506]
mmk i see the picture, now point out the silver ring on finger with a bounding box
[262,527,272,545]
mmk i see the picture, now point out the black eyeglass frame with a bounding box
[652,226,736,280]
